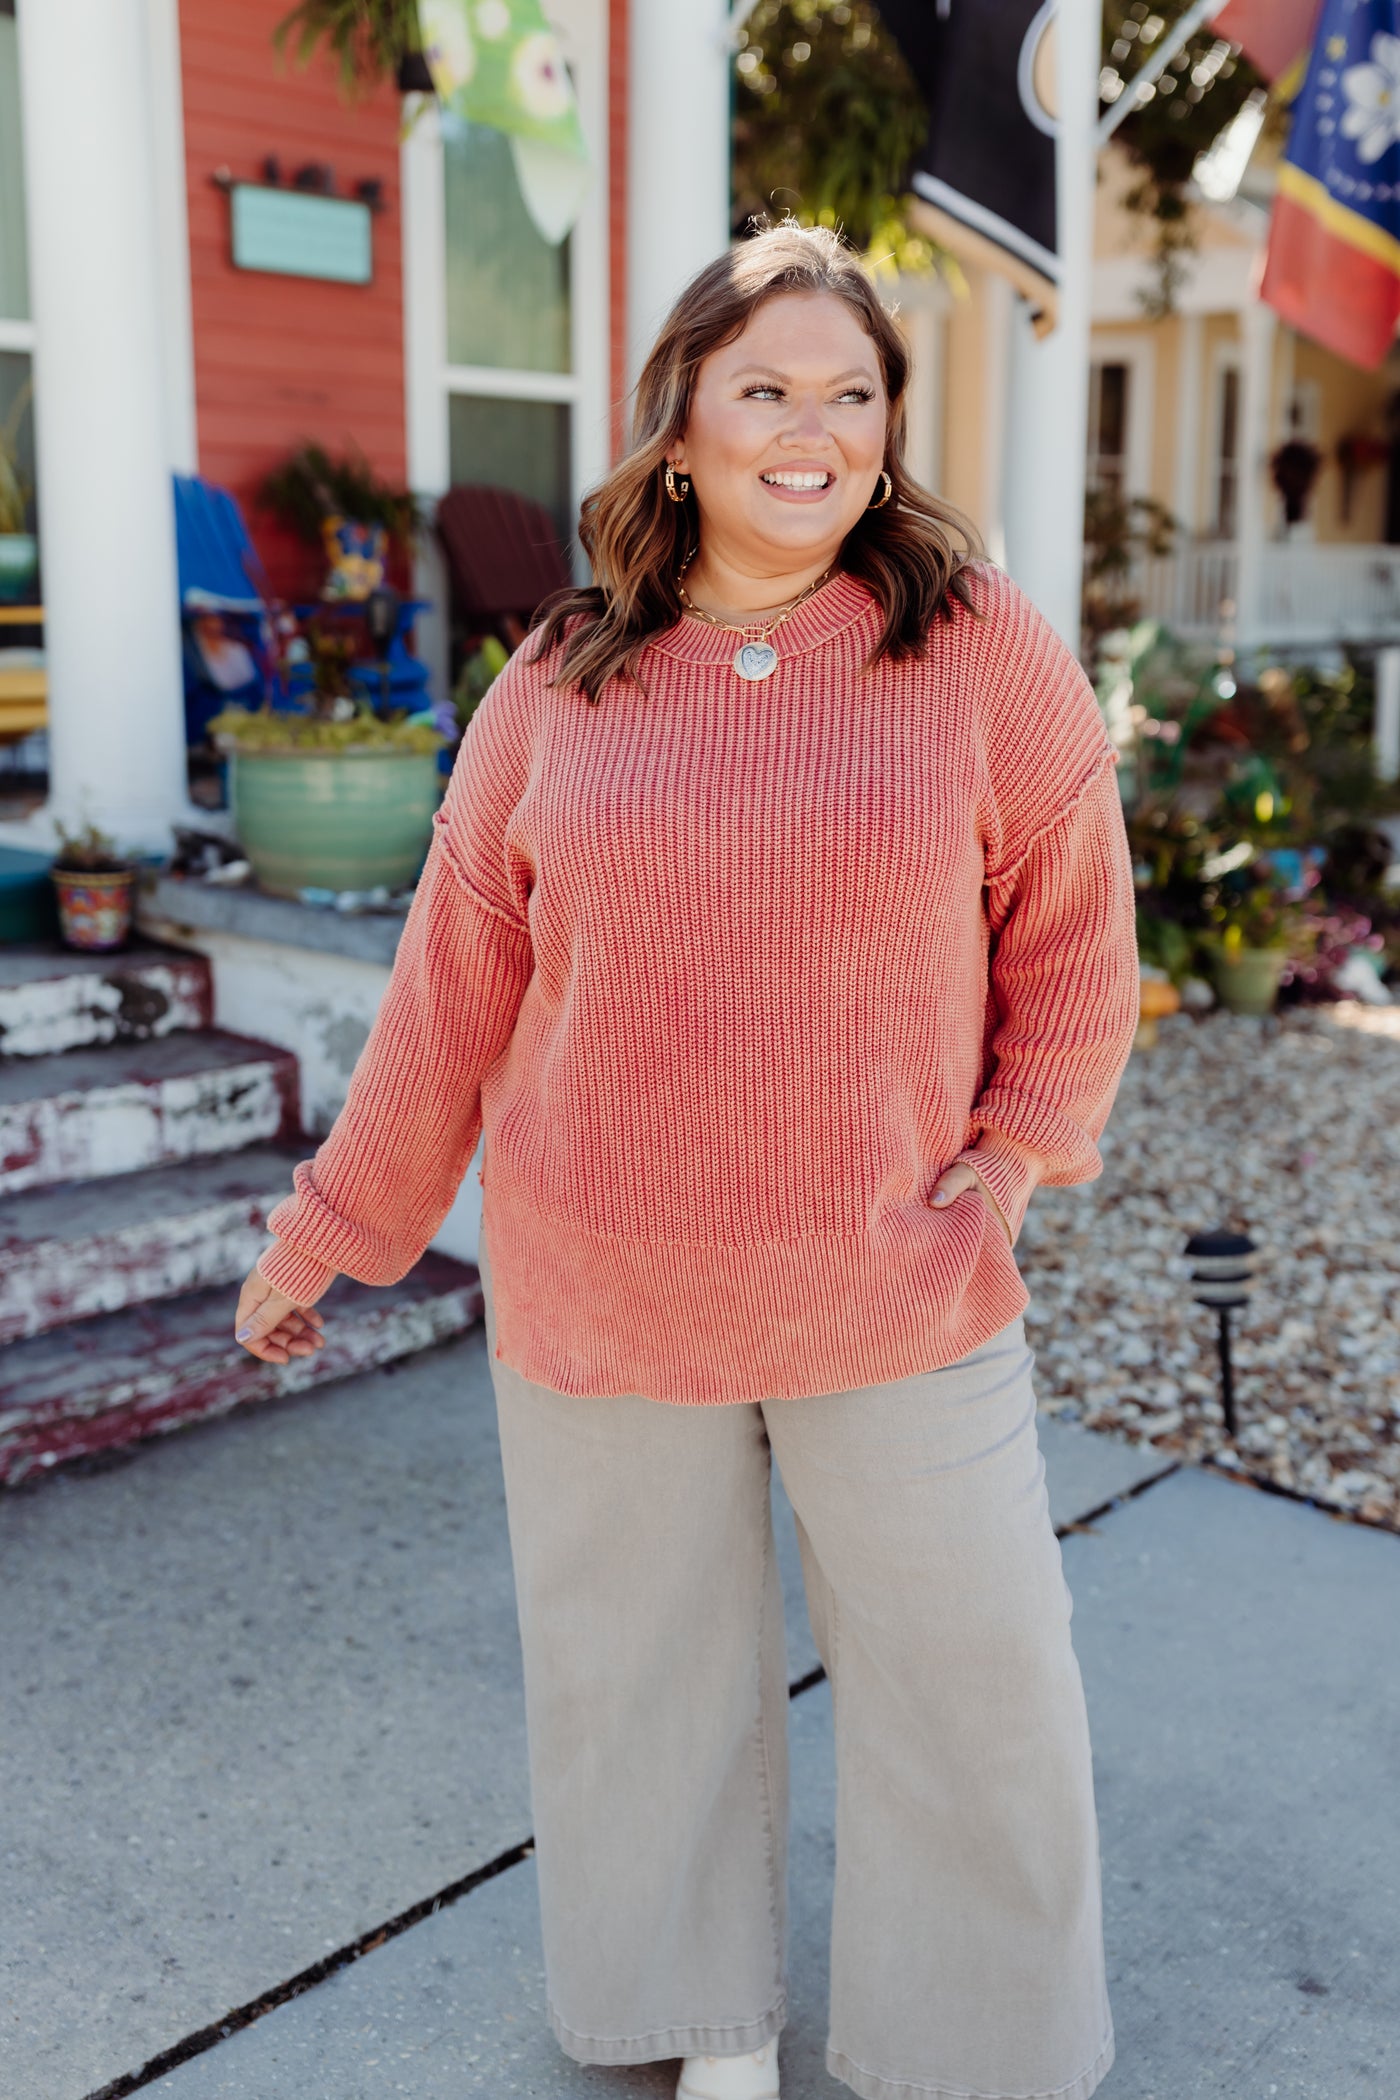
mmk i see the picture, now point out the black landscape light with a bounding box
[1184,1229,1257,1438]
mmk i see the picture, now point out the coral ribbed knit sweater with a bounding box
[258,565,1139,1403]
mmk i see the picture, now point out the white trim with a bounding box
[1172,312,1204,535]
[144,0,197,473]
[1092,243,1256,324]
[981,273,1013,567]
[911,170,1061,287]
[443,362,580,404]
[400,0,609,562]
[1087,331,1155,500]
[555,0,609,521]
[0,315,35,353]
[401,96,449,498]
[898,286,946,497]
[1017,0,1058,138]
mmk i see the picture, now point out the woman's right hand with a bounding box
[233,1266,328,1364]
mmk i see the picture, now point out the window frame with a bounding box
[401,0,609,569]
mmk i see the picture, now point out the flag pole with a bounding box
[1001,0,1099,651]
[1097,0,1226,148]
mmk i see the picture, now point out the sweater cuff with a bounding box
[955,1132,1042,1247]
[255,1239,340,1306]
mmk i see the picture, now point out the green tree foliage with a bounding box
[732,1,934,267]
[1102,1,1268,312]
[273,0,421,96]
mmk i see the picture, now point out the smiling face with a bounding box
[670,290,890,590]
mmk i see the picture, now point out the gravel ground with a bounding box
[1020,1004,1400,1531]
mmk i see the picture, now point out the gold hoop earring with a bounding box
[867,469,893,511]
[664,463,690,503]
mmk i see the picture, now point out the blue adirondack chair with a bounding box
[173,474,277,745]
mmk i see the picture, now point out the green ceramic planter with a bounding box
[0,533,38,603]
[1212,945,1286,1017]
[229,747,441,897]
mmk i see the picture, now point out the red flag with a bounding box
[1260,0,1400,369]
[1213,0,1322,81]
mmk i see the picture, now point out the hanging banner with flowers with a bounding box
[417,0,590,243]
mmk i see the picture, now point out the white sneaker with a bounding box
[676,2037,780,2100]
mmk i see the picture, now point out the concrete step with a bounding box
[0,1029,298,1198]
[0,1255,484,1486]
[0,1144,307,1345]
[0,941,211,1058]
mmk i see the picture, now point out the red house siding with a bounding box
[179,0,405,598]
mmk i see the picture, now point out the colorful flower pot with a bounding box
[228,747,441,897]
[1212,945,1286,1017]
[0,532,39,603]
[52,866,136,952]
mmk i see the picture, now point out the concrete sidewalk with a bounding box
[3,1328,1395,2100]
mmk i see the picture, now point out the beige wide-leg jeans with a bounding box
[480,1240,1115,2100]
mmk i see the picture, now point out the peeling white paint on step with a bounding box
[0,1198,275,1343]
[0,1259,483,1483]
[0,955,210,1058]
[0,1055,294,1197]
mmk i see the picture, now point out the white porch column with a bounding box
[627,0,732,398]
[1375,647,1400,784]
[1000,0,1099,652]
[12,0,195,855]
[1172,312,1204,535]
[1233,297,1277,655]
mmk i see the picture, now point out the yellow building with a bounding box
[903,146,1400,655]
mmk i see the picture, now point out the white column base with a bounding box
[0,799,219,859]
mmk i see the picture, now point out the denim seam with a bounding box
[825,2024,1115,2100]
[753,1491,787,2006]
[547,1993,787,2064]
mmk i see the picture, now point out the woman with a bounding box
[235,224,1138,2100]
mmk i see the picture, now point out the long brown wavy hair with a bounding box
[530,222,981,700]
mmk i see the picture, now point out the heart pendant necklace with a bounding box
[676,556,834,682]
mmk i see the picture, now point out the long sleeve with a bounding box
[256,667,537,1304]
[956,754,1139,1246]
[953,568,1139,1247]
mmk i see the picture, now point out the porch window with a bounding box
[1086,361,1130,498]
[0,0,27,328]
[1214,365,1240,540]
[0,0,37,601]
[443,122,575,544]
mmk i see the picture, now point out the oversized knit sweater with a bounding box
[258,564,1140,1404]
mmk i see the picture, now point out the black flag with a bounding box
[879,0,1061,325]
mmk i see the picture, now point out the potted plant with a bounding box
[1205,884,1310,1016]
[50,822,138,952]
[208,614,447,898]
[0,380,38,604]
[258,442,420,602]
[273,0,427,94]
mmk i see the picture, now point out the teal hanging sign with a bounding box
[229,184,373,285]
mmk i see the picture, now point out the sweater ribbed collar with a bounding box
[648,568,877,666]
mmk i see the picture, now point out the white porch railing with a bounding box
[1115,541,1400,649]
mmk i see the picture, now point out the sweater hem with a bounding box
[483,1176,1030,1405]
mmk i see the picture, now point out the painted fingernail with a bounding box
[931,1190,949,1206]
[236,1324,254,1342]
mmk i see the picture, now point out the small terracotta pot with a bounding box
[52,866,136,952]
[1135,973,1181,1051]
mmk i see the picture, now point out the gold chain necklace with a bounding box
[675,555,834,682]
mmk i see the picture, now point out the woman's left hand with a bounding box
[926,1161,983,1212]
